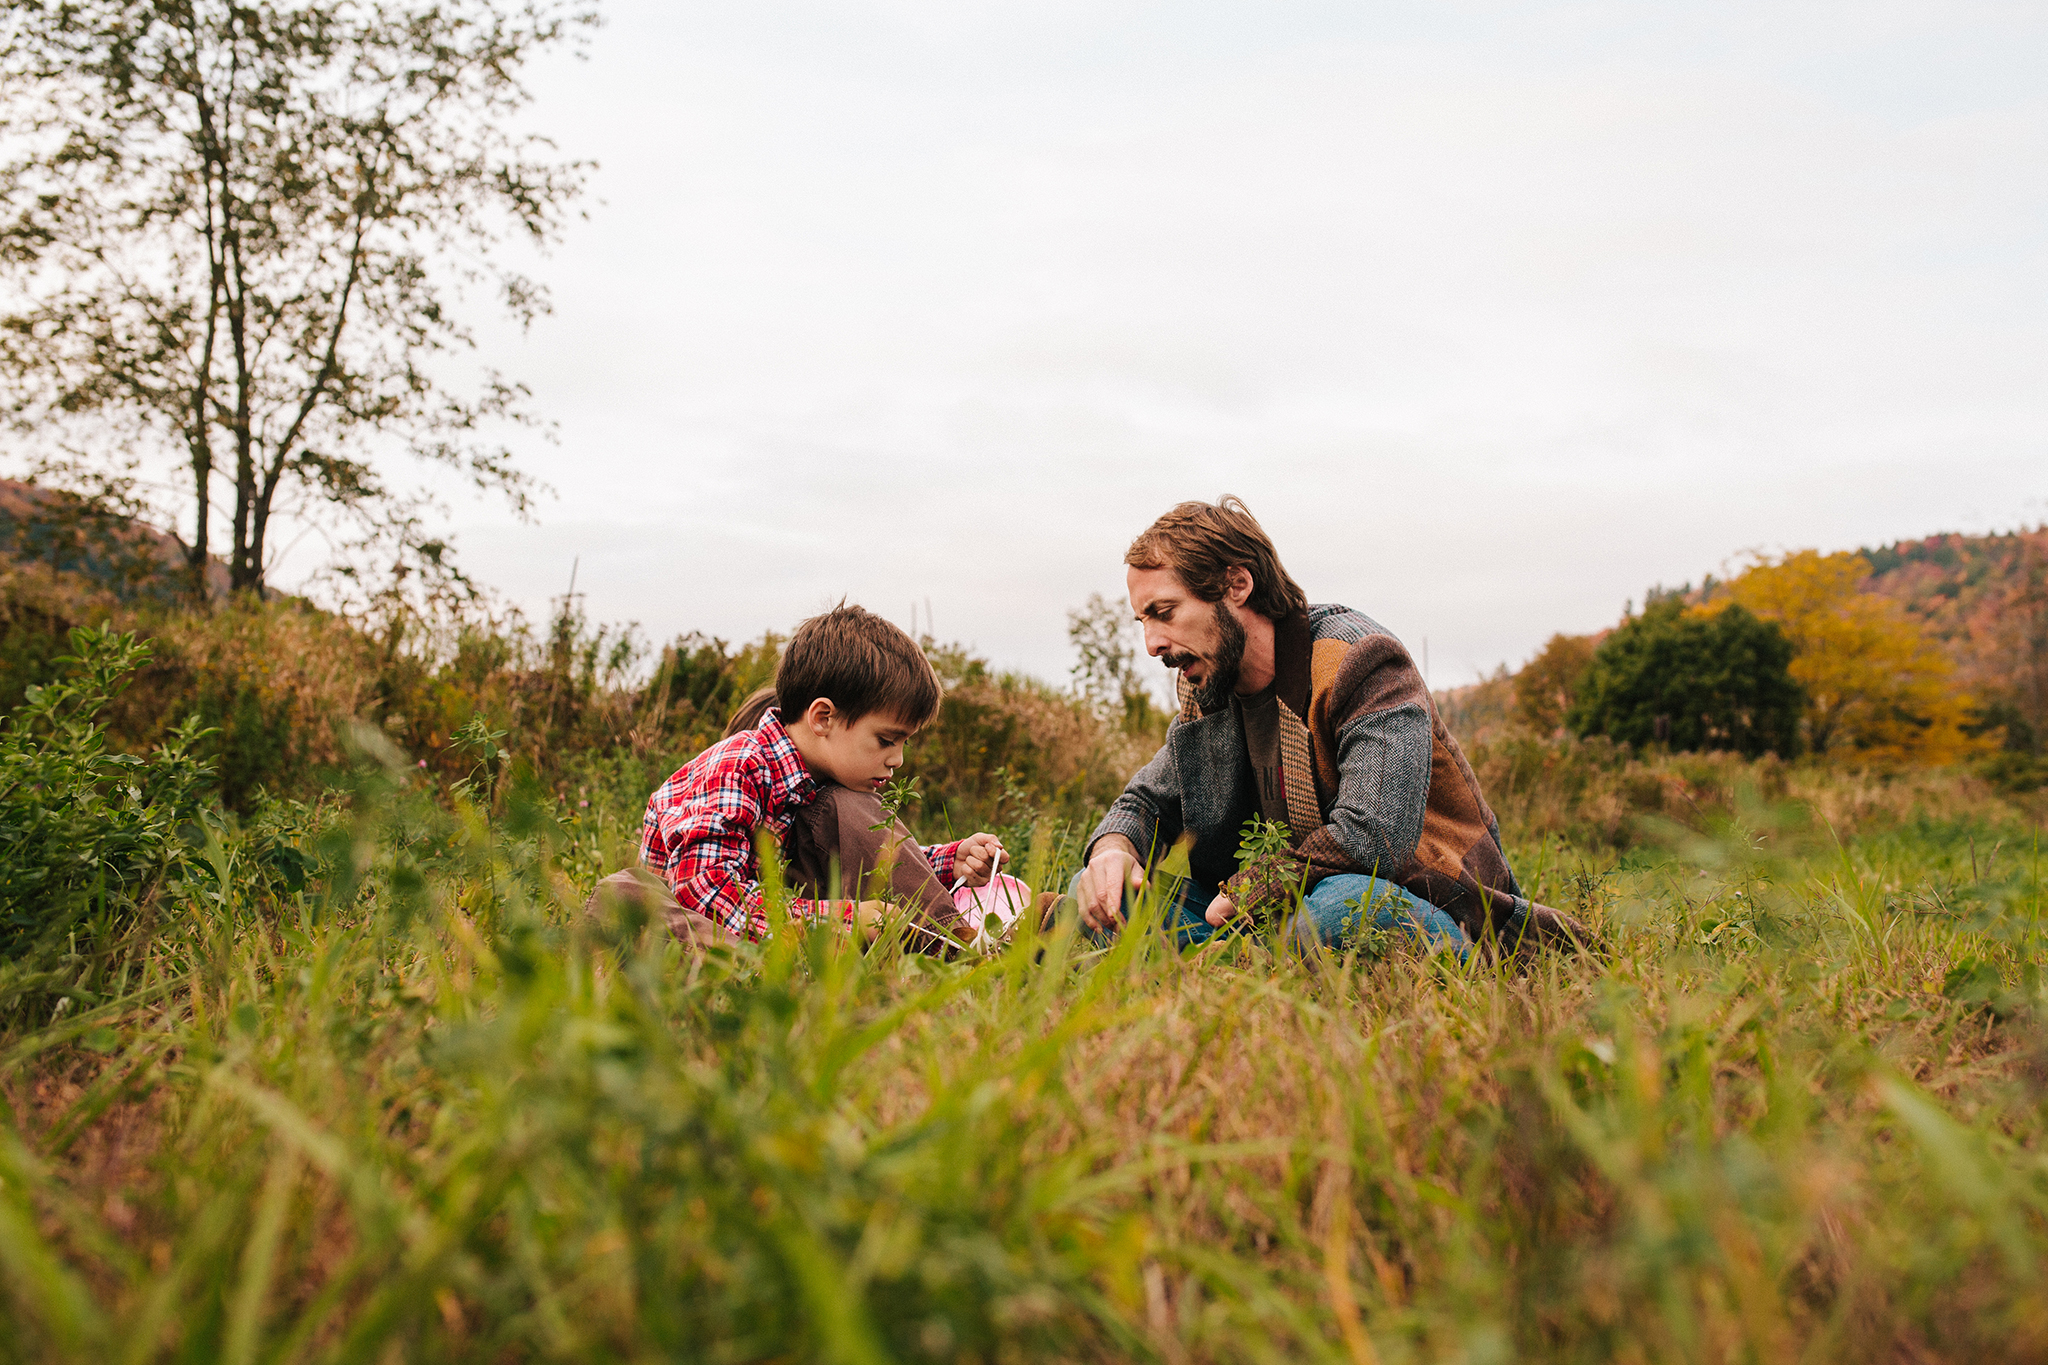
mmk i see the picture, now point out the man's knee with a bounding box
[1299,874,1468,956]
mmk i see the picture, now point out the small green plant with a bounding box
[870,771,924,829]
[1234,813,1294,869]
[1333,884,1401,958]
[1226,813,1302,929]
[447,710,510,807]
[0,623,212,1012]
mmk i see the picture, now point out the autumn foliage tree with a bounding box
[1967,536,2048,755]
[1709,550,1975,764]
[0,0,597,599]
[1513,632,1596,737]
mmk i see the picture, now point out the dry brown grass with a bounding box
[1469,732,2044,853]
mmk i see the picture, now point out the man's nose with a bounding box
[1141,622,1168,656]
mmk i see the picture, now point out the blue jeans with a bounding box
[1163,873,1471,957]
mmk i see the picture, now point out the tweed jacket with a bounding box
[1086,603,1528,937]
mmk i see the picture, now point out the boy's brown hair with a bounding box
[1125,495,1309,621]
[774,604,942,729]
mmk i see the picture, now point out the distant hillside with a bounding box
[1860,527,2046,641]
[1433,666,1514,748]
[1859,527,2048,743]
[0,478,228,600]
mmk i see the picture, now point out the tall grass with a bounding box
[3,723,2047,1361]
[1470,730,2033,854]
[4,585,2048,1361]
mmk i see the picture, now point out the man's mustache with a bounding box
[1160,651,1198,671]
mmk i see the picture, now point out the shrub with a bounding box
[1976,748,2048,794]
[900,659,1164,841]
[1568,598,1803,757]
[0,624,211,971]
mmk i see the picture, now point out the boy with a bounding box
[639,604,1006,951]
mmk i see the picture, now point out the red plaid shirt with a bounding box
[640,709,961,941]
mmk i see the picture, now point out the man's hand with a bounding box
[954,832,1007,888]
[1076,836,1144,932]
[1204,892,1241,928]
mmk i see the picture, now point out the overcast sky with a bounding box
[416,0,2045,690]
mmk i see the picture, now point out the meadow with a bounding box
[3,594,2047,1363]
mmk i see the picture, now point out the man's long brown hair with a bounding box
[1124,495,1308,620]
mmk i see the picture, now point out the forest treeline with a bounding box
[1440,528,2048,792]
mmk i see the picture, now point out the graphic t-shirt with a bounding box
[1232,682,1291,830]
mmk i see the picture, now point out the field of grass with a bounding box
[4,625,2048,1362]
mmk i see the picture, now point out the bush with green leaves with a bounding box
[0,624,211,977]
[1567,597,1803,757]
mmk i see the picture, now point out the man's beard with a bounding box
[1162,601,1248,711]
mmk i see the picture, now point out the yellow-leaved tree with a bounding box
[1711,551,1974,764]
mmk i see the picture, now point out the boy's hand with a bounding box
[954,832,1008,888]
[849,899,890,943]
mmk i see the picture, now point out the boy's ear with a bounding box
[802,696,838,734]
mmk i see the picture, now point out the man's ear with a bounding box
[803,696,838,735]
[1224,565,1254,607]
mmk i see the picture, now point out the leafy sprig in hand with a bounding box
[1207,815,1301,929]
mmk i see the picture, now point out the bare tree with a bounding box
[1069,590,1167,729]
[0,0,598,598]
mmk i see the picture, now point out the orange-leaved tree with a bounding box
[1710,551,1974,763]
[1513,633,1598,737]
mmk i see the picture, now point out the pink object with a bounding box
[953,873,1032,935]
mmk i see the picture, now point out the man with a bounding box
[1074,496,1587,954]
